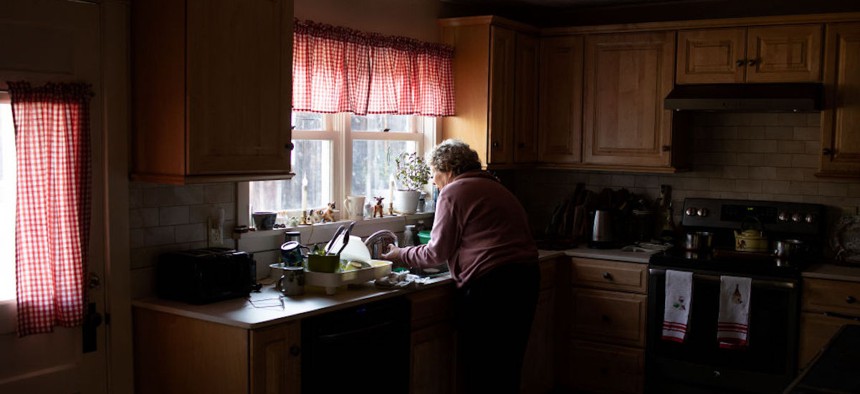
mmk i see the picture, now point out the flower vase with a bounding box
[393,190,421,214]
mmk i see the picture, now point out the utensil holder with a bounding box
[308,253,341,273]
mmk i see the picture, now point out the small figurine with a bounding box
[321,202,338,223]
[372,196,385,218]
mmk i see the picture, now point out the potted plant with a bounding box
[392,151,430,214]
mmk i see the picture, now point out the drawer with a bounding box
[570,258,647,294]
[570,288,647,347]
[803,278,860,316]
[799,312,860,369]
[564,339,644,394]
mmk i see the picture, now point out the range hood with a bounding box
[664,83,823,112]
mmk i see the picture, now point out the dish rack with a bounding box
[303,260,392,295]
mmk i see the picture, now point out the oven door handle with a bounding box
[649,268,796,289]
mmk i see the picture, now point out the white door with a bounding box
[0,0,108,392]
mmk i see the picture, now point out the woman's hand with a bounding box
[381,243,401,263]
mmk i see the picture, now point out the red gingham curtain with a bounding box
[293,19,455,116]
[8,82,93,337]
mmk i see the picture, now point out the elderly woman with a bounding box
[383,139,539,393]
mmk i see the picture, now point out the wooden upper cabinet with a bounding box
[819,22,860,178]
[439,17,538,169]
[677,24,822,84]
[539,35,584,164]
[583,31,675,169]
[132,0,294,184]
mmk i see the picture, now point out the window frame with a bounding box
[238,113,437,228]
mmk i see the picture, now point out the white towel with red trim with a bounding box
[662,270,693,342]
[718,275,752,349]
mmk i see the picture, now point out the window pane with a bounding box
[249,139,331,212]
[351,114,411,133]
[351,140,416,198]
[292,112,324,131]
[0,103,15,300]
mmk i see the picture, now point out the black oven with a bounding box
[646,198,825,394]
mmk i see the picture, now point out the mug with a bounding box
[277,266,305,296]
[252,211,277,230]
[280,241,304,267]
[343,195,366,220]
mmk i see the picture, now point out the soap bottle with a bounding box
[403,225,416,247]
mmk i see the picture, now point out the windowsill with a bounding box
[0,299,17,334]
[238,212,434,239]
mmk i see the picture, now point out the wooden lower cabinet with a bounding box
[563,258,647,394]
[799,277,860,369]
[567,340,645,394]
[408,284,459,394]
[133,307,301,394]
[521,260,558,394]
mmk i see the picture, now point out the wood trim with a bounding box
[541,12,860,36]
[438,15,539,33]
[536,163,685,173]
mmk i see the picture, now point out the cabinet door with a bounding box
[799,312,860,370]
[570,288,647,347]
[746,24,822,83]
[521,288,556,394]
[566,340,644,394]
[676,28,746,84]
[514,33,539,164]
[411,321,458,394]
[538,35,584,164]
[820,22,860,177]
[250,322,301,394]
[583,31,674,168]
[488,26,516,165]
[187,0,292,176]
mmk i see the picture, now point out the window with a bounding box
[243,112,435,223]
[0,96,14,301]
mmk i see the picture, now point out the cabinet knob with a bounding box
[601,314,611,323]
[602,272,613,281]
[289,345,301,357]
[661,145,671,152]
[492,141,500,149]
[748,59,757,66]
[736,59,745,67]
[517,142,526,149]
[285,142,295,151]
[823,148,834,156]
[847,296,856,304]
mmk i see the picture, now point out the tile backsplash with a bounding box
[504,112,860,238]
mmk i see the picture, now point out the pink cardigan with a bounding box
[399,171,538,287]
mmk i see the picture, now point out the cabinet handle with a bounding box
[847,296,856,304]
[289,345,301,357]
[285,142,295,151]
[601,314,611,323]
[492,141,500,149]
[748,59,757,66]
[661,145,671,152]
[601,272,613,281]
[736,59,745,67]
[823,148,834,156]
[517,142,526,149]
[824,311,860,321]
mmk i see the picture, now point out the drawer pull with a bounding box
[847,296,857,304]
[601,314,611,323]
[602,272,613,281]
[824,312,860,322]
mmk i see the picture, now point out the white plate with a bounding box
[833,215,860,263]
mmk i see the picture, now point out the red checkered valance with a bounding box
[293,19,455,116]
[8,81,92,337]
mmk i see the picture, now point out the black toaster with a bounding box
[157,247,256,304]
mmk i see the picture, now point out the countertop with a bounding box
[133,246,649,330]
[802,263,860,282]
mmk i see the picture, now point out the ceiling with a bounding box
[440,0,688,9]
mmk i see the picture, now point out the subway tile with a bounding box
[761,180,790,194]
[736,126,766,140]
[789,181,819,196]
[721,166,750,179]
[778,140,805,154]
[747,113,781,126]
[144,226,176,247]
[588,173,613,186]
[748,193,776,201]
[735,179,763,193]
[803,141,820,155]
[710,178,736,191]
[722,113,755,126]
[775,167,807,181]
[764,126,794,140]
[711,126,739,140]
[129,228,145,249]
[695,152,729,165]
[791,154,819,169]
[849,183,860,198]
[806,113,822,127]
[776,113,808,126]
[611,175,635,188]
[634,175,660,189]
[719,191,749,199]
[159,206,189,225]
[674,177,710,190]
[794,126,820,141]
[745,140,779,153]
[204,183,236,204]
[129,187,144,209]
[819,182,848,197]
[175,223,207,243]
[749,166,778,180]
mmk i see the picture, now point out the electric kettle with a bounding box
[589,210,614,249]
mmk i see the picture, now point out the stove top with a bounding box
[649,198,826,279]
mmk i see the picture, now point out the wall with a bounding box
[295,0,441,42]
[507,112,860,245]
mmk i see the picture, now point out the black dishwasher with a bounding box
[301,297,410,393]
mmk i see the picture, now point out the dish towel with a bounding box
[718,275,752,349]
[662,270,693,343]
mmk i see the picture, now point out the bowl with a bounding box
[308,253,341,273]
[417,230,431,245]
[252,211,277,230]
